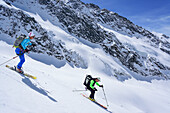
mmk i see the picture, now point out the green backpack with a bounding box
[13,35,26,48]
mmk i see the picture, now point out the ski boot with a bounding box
[14,66,24,74]
[88,97,95,101]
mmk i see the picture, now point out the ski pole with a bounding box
[0,55,18,66]
[72,89,88,92]
[102,87,109,107]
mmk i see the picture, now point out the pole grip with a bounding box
[13,55,18,59]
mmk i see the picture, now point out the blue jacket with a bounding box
[20,37,32,50]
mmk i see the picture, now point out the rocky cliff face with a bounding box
[0,3,87,68]
[1,0,170,80]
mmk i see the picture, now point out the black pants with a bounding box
[88,88,96,99]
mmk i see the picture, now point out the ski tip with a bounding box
[33,76,37,79]
[6,65,9,67]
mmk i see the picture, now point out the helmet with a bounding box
[95,77,100,81]
[28,32,35,37]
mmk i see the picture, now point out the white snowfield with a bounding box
[1,41,170,113]
[0,0,170,113]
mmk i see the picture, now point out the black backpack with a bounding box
[83,75,92,87]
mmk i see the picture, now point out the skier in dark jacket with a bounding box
[86,77,103,101]
[15,32,35,73]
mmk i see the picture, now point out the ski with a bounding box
[6,65,37,79]
[81,93,108,110]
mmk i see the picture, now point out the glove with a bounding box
[99,85,103,88]
[16,53,23,56]
[24,49,30,53]
[31,43,36,47]
[94,88,97,91]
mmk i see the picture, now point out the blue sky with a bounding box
[81,0,170,36]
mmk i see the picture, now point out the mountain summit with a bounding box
[0,0,170,81]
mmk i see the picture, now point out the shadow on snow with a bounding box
[19,74,57,102]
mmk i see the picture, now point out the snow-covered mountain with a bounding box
[0,0,170,113]
[0,0,169,81]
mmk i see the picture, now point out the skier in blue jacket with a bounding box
[15,32,35,73]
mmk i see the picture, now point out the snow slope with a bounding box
[0,37,170,113]
[0,0,170,113]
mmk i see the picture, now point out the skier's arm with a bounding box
[96,82,103,87]
[96,82,100,86]
[90,80,95,89]
[21,39,31,50]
